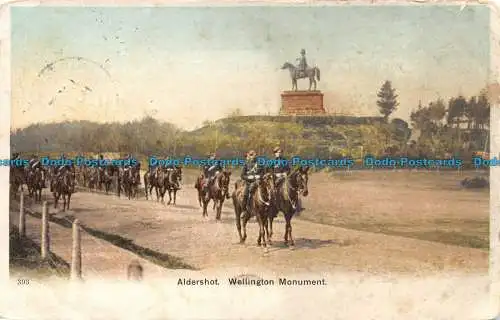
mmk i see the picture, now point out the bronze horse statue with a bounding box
[195,169,231,220]
[232,169,276,251]
[268,166,309,247]
[52,170,75,212]
[280,62,321,91]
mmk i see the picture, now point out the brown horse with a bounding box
[144,169,156,200]
[52,170,75,212]
[154,167,169,204]
[165,166,182,205]
[27,167,45,203]
[232,169,275,251]
[197,169,231,219]
[10,165,26,198]
[268,166,309,247]
[122,167,140,200]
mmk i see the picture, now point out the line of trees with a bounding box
[10,80,490,162]
[376,80,490,157]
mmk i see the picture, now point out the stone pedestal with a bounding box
[280,91,326,115]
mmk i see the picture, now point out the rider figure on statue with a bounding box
[241,150,264,213]
[296,49,308,77]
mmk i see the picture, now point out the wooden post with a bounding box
[19,192,25,237]
[41,201,49,259]
[127,260,143,281]
[71,219,82,280]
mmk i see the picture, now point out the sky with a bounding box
[10,5,490,130]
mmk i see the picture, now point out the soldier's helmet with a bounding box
[300,49,306,54]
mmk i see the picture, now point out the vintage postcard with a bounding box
[1,1,497,319]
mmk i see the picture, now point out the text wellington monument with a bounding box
[280,49,326,115]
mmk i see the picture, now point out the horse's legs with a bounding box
[235,205,245,243]
[266,216,273,245]
[173,189,177,205]
[161,188,166,205]
[167,189,172,205]
[269,215,274,241]
[54,192,59,209]
[241,210,251,243]
[284,213,294,246]
[202,196,209,217]
[67,193,71,210]
[61,193,66,212]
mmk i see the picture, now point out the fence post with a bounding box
[41,201,49,259]
[71,219,82,280]
[127,260,143,281]
[19,192,25,237]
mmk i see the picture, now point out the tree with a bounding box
[376,80,399,122]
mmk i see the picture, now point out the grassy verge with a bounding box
[9,226,70,279]
[298,215,489,249]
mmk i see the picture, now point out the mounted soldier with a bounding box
[97,153,105,178]
[148,156,160,179]
[296,49,308,77]
[271,146,290,185]
[122,153,132,171]
[203,152,222,190]
[28,154,42,171]
[241,150,265,213]
[51,153,74,192]
[28,154,46,188]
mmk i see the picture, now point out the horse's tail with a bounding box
[316,67,320,81]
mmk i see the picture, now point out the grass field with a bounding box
[298,169,489,249]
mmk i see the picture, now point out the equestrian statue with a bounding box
[280,49,321,91]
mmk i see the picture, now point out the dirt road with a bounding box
[19,177,487,275]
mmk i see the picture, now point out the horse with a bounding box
[165,166,182,205]
[153,167,168,204]
[27,167,45,203]
[197,169,231,220]
[98,165,116,194]
[52,170,75,212]
[9,166,26,198]
[232,169,276,251]
[280,62,321,91]
[268,166,309,247]
[122,167,140,200]
[144,168,156,200]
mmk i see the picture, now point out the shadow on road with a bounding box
[25,209,197,270]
